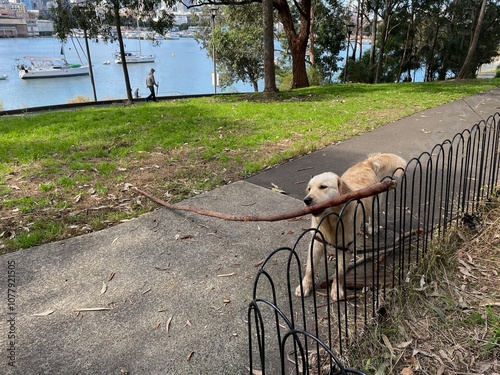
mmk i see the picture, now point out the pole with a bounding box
[83,27,97,101]
[211,8,218,94]
[344,36,351,83]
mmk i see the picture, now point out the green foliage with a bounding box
[311,0,350,83]
[194,5,264,92]
[51,0,174,43]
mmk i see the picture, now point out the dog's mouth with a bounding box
[304,196,326,216]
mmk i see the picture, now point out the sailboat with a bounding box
[114,19,155,64]
[17,42,90,79]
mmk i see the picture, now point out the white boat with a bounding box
[113,51,155,64]
[165,32,180,40]
[17,57,89,79]
[116,20,156,64]
[0,74,7,80]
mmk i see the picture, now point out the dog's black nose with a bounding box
[304,196,313,206]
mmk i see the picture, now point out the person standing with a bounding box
[145,68,158,102]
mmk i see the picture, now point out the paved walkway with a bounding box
[1,88,499,375]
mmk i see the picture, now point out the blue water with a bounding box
[0,37,256,111]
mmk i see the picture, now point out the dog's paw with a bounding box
[329,282,345,302]
[365,223,380,235]
[295,283,312,298]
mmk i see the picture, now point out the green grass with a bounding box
[1,80,499,252]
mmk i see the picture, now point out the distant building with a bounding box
[0,18,28,37]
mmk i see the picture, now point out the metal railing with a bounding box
[248,112,500,374]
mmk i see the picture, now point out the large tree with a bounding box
[52,0,174,102]
[457,0,487,79]
[196,0,314,89]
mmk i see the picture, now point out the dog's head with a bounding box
[304,172,350,212]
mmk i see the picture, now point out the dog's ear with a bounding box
[337,178,351,195]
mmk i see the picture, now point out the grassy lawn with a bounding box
[1,80,499,253]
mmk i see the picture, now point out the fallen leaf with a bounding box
[122,182,134,191]
[271,187,287,194]
[217,272,235,278]
[186,351,194,361]
[33,310,55,317]
[155,265,170,271]
[395,340,413,349]
[382,334,395,357]
[185,320,192,327]
[245,367,263,375]
[458,266,476,278]
[166,315,173,333]
[74,307,112,312]
[223,298,231,305]
[142,288,151,294]
[100,282,107,295]
[107,272,116,281]
[254,259,265,267]
[175,234,193,240]
[420,275,426,288]
[401,367,414,375]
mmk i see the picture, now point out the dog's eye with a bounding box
[319,185,327,190]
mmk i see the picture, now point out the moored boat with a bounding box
[0,74,8,80]
[16,57,90,79]
[113,51,155,64]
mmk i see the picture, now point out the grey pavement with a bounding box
[1,87,500,375]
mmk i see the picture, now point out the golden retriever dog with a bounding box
[295,153,406,301]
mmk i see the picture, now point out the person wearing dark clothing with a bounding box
[145,68,158,102]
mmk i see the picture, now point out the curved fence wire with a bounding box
[248,112,500,374]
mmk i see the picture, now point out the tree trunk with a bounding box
[369,0,379,83]
[290,41,309,88]
[262,0,278,92]
[308,7,315,66]
[275,0,311,88]
[397,19,412,82]
[114,3,133,102]
[457,0,487,80]
[375,11,389,83]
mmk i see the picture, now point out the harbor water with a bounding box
[0,37,256,111]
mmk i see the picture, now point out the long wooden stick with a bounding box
[132,179,397,222]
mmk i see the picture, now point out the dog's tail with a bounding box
[368,152,407,180]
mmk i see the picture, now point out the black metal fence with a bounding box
[248,112,500,375]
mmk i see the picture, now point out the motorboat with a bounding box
[17,57,89,79]
[165,32,180,40]
[113,51,155,64]
[0,74,7,80]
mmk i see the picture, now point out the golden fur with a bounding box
[295,153,406,301]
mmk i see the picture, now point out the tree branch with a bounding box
[132,179,397,222]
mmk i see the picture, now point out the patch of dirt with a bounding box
[0,148,244,253]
